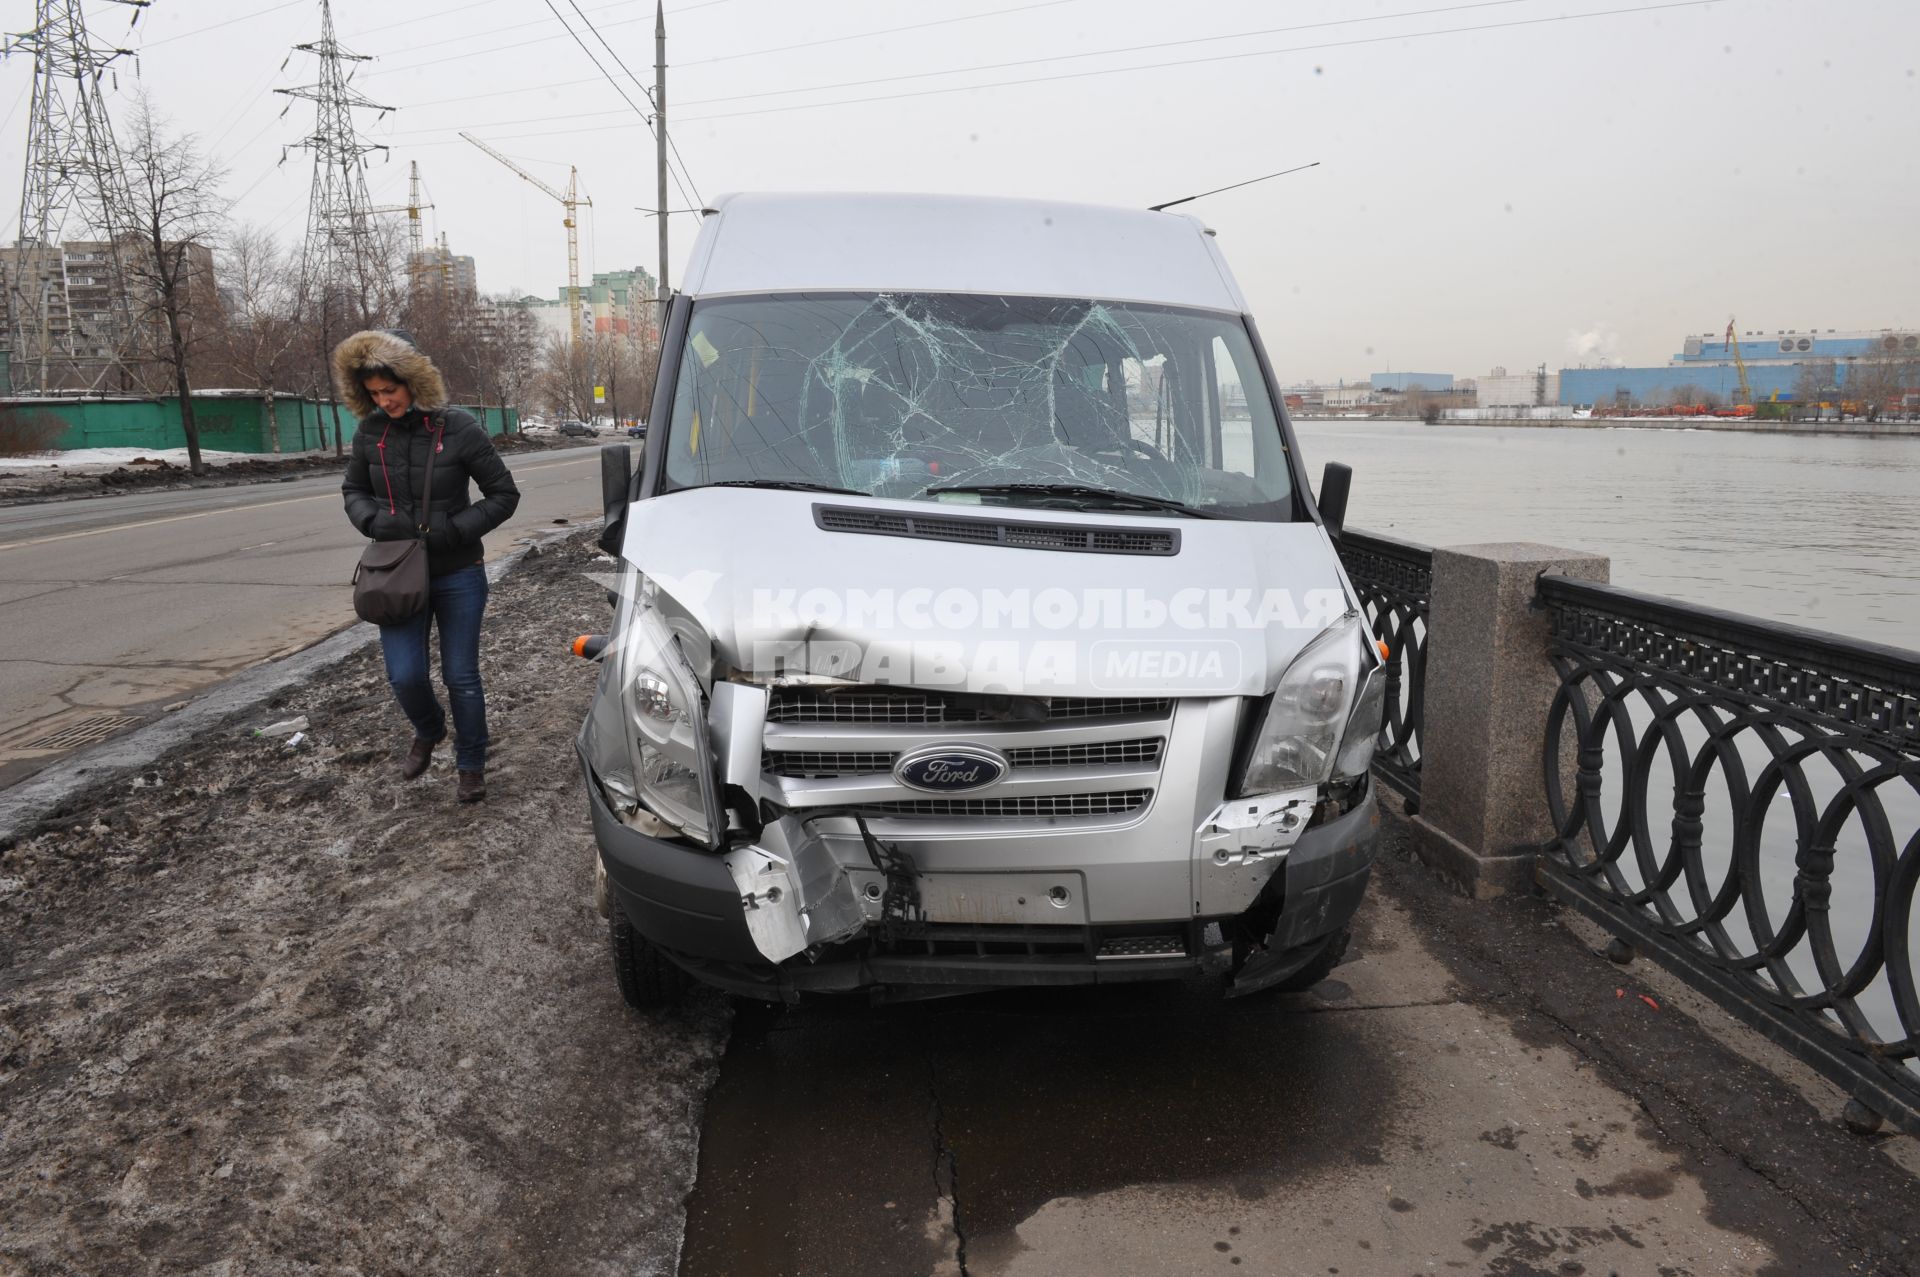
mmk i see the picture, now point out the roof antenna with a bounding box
[1150,161,1321,212]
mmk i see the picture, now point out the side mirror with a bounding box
[1318,462,1352,542]
[597,443,632,556]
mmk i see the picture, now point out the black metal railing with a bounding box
[1339,529,1431,800]
[1537,574,1920,1133]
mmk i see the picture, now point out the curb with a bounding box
[0,520,601,845]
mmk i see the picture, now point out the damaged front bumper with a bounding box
[580,738,1380,1001]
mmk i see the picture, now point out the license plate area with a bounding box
[848,870,1090,926]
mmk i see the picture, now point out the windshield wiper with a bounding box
[924,482,1220,518]
[704,479,866,496]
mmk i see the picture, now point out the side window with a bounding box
[1212,335,1257,478]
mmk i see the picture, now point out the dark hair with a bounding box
[358,365,407,388]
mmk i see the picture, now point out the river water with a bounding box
[1293,419,1920,648]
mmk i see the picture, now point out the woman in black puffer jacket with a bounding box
[337,329,521,802]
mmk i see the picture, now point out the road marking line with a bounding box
[0,493,337,550]
[0,456,597,551]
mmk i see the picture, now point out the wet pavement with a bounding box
[681,816,1920,1277]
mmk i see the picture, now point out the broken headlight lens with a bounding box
[1234,615,1368,796]
[619,605,720,848]
[1331,661,1387,782]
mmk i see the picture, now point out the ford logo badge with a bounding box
[893,745,1009,793]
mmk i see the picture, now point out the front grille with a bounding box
[765,738,1163,778]
[1046,697,1172,719]
[869,790,1151,819]
[766,750,897,778]
[1004,739,1163,768]
[815,504,1180,556]
[766,690,993,725]
[765,686,1172,726]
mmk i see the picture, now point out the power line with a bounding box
[355,1,642,80]
[389,0,1086,116]
[678,0,1089,68]
[673,0,1537,111]
[140,0,303,47]
[535,0,700,213]
[379,0,1731,147]
[671,0,1736,125]
[373,0,1567,137]
[562,0,703,207]
[342,0,515,41]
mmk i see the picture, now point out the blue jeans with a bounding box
[378,564,490,771]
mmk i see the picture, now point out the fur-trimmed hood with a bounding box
[332,329,449,418]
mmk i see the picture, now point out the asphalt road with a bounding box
[0,448,606,787]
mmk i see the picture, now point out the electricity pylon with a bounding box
[278,0,394,334]
[4,0,150,392]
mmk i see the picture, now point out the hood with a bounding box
[623,488,1357,699]
[332,329,450,417]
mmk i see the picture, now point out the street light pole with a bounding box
[655,1,669,337]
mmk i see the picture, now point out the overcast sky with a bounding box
[2,0,1915,380]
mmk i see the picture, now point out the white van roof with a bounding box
[679,191,1248,313]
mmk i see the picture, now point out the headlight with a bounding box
[1235,615,1378,796]
[1332,663,1387,781]
[618,604,721,848]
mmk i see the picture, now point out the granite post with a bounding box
[1410,541,1609,897]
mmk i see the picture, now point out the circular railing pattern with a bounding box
[1338,530,1430,801]
[1539,575,1920,1130]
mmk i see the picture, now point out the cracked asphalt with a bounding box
[679,815,1920,1277]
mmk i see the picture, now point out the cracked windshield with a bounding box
[662,294,1294,518]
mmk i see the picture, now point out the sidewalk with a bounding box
[681,817,1920,1276]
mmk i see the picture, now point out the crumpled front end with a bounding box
[579,634,1380,1000]
[575,495,1386,1000]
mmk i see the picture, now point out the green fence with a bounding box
[0,395,520,455]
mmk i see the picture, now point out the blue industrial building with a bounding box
[1559,363,1801,406]
[1371,372,1455,393]
[1559,328,1918,407]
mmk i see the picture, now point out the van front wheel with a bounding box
[610,906,689,1008]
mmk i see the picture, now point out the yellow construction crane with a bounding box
[461,132,590,349]
[1724,318,1754,405]
[366,160,434,274]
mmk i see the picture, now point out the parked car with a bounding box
[559,420,596,438]
[626,421,647,438]
[577,192,1385,1007]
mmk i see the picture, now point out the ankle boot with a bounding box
[400,736,437,781]
[457,768,487,803]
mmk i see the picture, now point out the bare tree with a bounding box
[112,101,227,475]
[533,331,591,419]
[1793,358,1839,420]
[215,225,303,452]
[474,295,540,422]
[589,331,659,428]
[1847,349,1919,422]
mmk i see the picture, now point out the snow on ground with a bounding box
[0,447,318,471]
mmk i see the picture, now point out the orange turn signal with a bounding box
[1376,640,1391,660]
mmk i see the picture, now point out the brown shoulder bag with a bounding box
[351,414,442,626]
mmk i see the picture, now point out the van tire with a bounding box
[610,905,688,1008]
